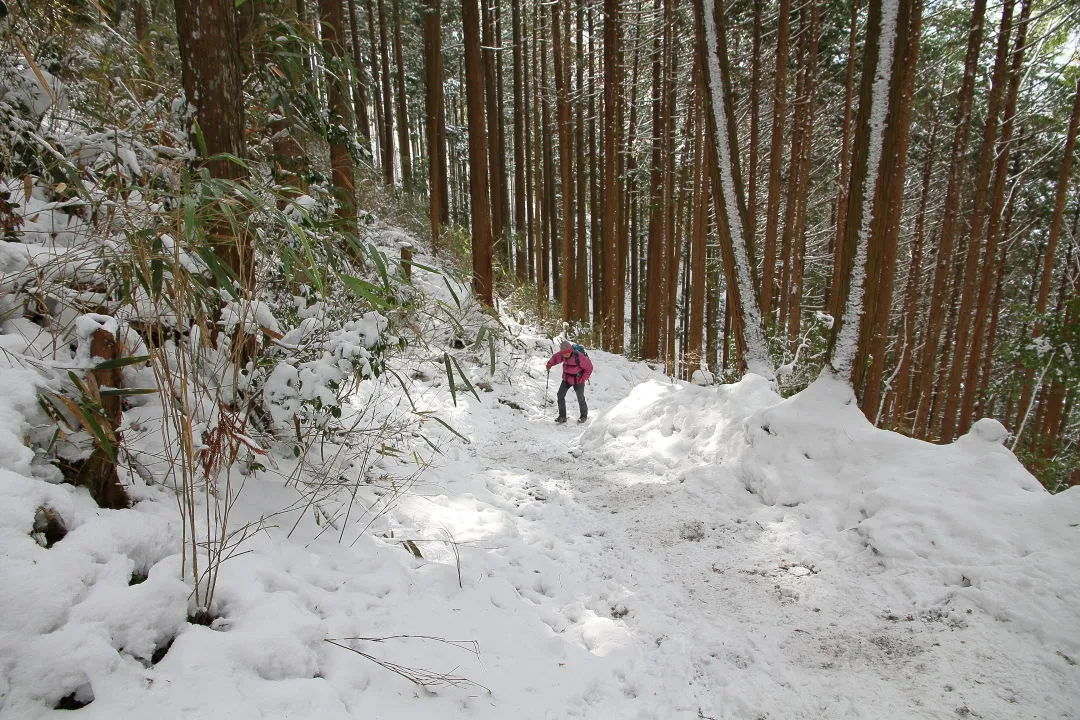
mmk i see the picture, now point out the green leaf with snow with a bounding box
[339,273,391,309]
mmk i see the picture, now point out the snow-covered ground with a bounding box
[3,250,1079,719]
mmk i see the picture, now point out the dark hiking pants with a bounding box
[557,381,587,420]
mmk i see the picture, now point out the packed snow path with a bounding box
[378,344,1080,720]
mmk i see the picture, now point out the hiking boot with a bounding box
[555,416,567,424]
[578,417,587,424]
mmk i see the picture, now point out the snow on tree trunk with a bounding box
[830,0,899,379]
[700,0,772,380]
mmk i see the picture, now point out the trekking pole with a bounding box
[545,368,551,403]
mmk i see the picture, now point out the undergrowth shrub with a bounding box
[0,1,469,623]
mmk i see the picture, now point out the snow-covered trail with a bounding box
[386,345,1075,720]
[4,309,1073,719]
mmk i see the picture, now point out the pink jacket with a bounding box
[547,349,593,385]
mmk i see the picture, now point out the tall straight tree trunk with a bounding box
[829,0,860,319]
[929,222,969,439]
[523,6,536,282]
[706,234,720,373]
[588,5,602,320]
[761,0,791,326]
[438,2,452,219]
[461,0,494,305]
[786,0,820,349]
[940,0,1015,441]
[890,114,939,431]
[778,3,811,336]
[962,0,1031,428]
[134,0,154,80]
[664,38,685,372]
[625,55,641,356]
[698,0,771,377]
[512,0,527,282]
[363,0,386,168]
[267,1,309,196]
[1035,263,1075,460]
[541,14,559,305]
[374,0,396,185]
[687,78,709,378]
[1016,77,1080,435]
[978,236,1010,418]
[422,0,447,248]
[747,0,762,248]
[533,0,549,310]
[601,0,623,351]
[1034,78,1080,330]
[173,0,252,288]
[574,0,589,322]
[483,0,509,266]
[912,0,988,440]
[828,0,904,384]
[319,0,360,255]
[644,0,670,362]
[855,0,921,421]
[392,0,413,191]
[347,0,372,153]
[614,19,633,353]
[553,0,576,322]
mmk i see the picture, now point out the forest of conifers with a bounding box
[3,0,1078,488]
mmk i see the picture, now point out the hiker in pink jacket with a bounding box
[546,340,593,423]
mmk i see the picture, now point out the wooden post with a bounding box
[400,242,413,281]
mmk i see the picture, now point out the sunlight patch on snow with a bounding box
[577,615,631,657]
[407,493,508,545]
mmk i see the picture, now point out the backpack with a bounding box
[570,343,591,382]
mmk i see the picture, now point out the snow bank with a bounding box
[584,372,1080,660]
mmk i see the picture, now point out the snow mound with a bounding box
[581,372,1080,661]
[579,373,779,480]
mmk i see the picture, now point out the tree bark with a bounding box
[512,0,527,282]
[173,0,253,290]
[911,0,988,440]
[574,0,589,323]
[482,0,509,266]
[760,0,791,326]
[940,0,1015,440]
[1015,76,1080,443]
[601,0,623,351]
[375,0,396,185]
[747,0,762,250]
[785,0,820,350]
[347,0,373,152]
[319,0,360,255]
[392,0,413,191]
[959,0,1029,431]
[687,77,709,379]
[698,0,771,377]
[644,0,672,362]
[890,110,939,432]
[362,0,386,170]
[422,0,447,249]
[856,0,921,422]
[553,0,576,322]
[828,0,903,383]
[829,0,860,320]
[461,0,494,305]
